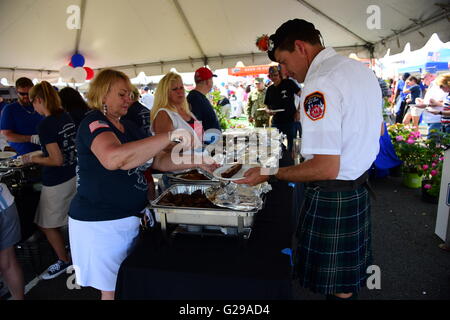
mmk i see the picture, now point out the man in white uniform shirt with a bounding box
[236,19,382,300]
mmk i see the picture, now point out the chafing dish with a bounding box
[0,158,41,185]
[150,184,260,238]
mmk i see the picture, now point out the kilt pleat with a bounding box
[294,186,372,294]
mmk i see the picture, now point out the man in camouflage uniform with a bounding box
[247,78,271,127]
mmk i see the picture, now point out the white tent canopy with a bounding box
[0,0,448,83]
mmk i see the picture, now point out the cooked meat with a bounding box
[179,171,210,180]
[221,164,242,179]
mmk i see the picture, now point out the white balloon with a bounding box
[60,65,73,81]
[72,67,87,83]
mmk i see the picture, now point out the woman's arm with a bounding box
[25,143,63,166]
[152,150,218,173]
[153,111,174,134]
[91,131,173,171]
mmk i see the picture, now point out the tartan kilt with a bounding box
[293,185,372,294]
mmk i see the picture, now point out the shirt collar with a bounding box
[304,47,337,82]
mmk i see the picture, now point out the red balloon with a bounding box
[68,62,73,67]
[84,67,94,80]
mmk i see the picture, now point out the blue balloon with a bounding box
[71,54,85,67]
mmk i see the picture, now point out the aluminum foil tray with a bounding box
[166,168,219,185]
[150,184,258,228]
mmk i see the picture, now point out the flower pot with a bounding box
[421,180,439,204]
[402,172,422,189]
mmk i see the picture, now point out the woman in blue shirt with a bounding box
[402,76,422,130]
[23,81,77,280]
[68,69,215,300]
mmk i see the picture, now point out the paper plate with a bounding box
[0,151,17,159]
[213,164,257,181]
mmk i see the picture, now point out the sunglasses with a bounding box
[17,92,29,96]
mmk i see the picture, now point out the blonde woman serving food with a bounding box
[68,69,215,300]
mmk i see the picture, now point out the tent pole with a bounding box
[172,0,207,66]
[74,0,87,53]
[295,0,370,45]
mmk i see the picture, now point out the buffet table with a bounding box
[115,179,295,300]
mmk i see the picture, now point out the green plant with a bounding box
[387,124,427,174]
[210,90,231,130]
[417,130,450,197]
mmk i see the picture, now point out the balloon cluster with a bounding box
[59,54,94,83]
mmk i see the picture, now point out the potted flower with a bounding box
[417,130,450,203]
[387,124,426,188]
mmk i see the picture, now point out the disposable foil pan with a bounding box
[166,168,219,185]
[150,184,258,229]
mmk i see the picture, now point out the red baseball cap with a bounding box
[194,67,217,82]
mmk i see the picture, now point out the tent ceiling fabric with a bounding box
[0,0,448,82]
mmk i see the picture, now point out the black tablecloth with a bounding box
[115,179,295,300]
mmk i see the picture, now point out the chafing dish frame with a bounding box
[150,184,259,238]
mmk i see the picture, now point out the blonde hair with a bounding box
[435,73,450,88]
[29,81,63,116]
[86,69,132,110]
[150,72,190,121]
[131,85,140,102]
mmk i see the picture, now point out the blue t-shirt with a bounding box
[408,84,421,103]
[0,101,7,117]
[69,110,151,222]
[0,102,44,155]
[121,101,151,137]
[187,90,220,132]
[397,80,410,101]
[37,112,77,186]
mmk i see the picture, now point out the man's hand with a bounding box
[234,167,269,186]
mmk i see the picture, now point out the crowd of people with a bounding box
[387,71,450,136]
[0,69,217,300]
[0,16,449,302]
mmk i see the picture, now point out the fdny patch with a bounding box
[304,91,326,121]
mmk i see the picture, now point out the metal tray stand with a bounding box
[150,184,259,238]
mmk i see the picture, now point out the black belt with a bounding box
[306,171,369,193]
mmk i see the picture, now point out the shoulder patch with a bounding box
[89,120,109,133]
[304,91,326,121]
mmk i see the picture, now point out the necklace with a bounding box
[19,103,35,115]
[106,114,124,132]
